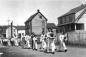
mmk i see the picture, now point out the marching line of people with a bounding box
[0,30,68,54]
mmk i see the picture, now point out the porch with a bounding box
[58,23,84,33]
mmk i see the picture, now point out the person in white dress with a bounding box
[46,29,52,53]
[58,32,67,52]
[40,31,47,50]
[33,35,37,50]
[14,38,19,46]
[50,38,56,54]
[11,37,19,46]
[49,31,56,54]
[25,35,31,48]
[0,38,2,45]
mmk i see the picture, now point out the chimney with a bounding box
[37,9,40,13]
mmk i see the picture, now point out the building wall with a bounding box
[18,30,25,38]
[25,21,31,35]
[77,13,86,31]
[58,14,75,26]
[58,13,75,33]
[6,27,17,39]
[32,13,47,35]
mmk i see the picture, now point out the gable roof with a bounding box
[47,23,56,29]
[25,10,48,24]
[59,4,86,18]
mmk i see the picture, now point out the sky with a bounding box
[0,0,85,26]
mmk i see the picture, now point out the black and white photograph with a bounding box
[0,0,86,57]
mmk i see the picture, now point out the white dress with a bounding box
[33,37,37,49]
[59,34,67,50]
[40,34,47,49]
[51,38,56,52]
[25,35,31,48]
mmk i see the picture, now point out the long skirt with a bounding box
[33,41,37,49]
[42,40,47,49]
[51,42,56,52]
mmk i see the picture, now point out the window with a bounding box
[42,28,45,33]
[59,18,62,24]
[64,17,66,23]
[18,33,21,38]
[69,14,73,22]
[14,29,15,32]
[39,15,42,19]
[14,33,16,37]
[42,20,45,27]
[66,16,69,23]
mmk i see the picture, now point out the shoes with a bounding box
[35,49,37,51]
[51,52,55,54]
[44,49,47,53]
[64,49,67,52]
[39,47,42,49]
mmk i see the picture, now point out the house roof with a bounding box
[15,26,25,30]
[25,9,48,24]
[59,4,86,18]
[47,23,56,29]
[0,26,25,34]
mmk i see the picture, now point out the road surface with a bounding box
[0,46,86,57]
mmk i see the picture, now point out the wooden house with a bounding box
[25,10,47,35]
[58,4,86,33]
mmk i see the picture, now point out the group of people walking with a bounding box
[19,29,68,54]
[0,29,68,54]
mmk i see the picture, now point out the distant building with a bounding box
[6,26,17,39]
[16,26,25,38]
[47,23,56,29]
[25,10,48,35]
[0,26,9,38]
[47,23,57,36]
[0,26,25,39]
[57,4,86,33]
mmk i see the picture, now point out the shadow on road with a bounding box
[0,47,36,57]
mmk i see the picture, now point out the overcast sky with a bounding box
[0,0,85,25]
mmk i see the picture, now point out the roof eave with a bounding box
[39,12,48,21]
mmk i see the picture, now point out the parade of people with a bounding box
[0,28,68,54]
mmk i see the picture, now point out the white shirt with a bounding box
[47,32,52,37]
[33,37,37,41]
[59,34,65,42]
[40,34,45,41]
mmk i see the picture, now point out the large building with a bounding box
[57,4,86,33]
[25,10,48,35]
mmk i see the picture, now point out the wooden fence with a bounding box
[57,30,86,46]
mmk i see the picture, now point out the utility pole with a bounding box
[11,21,13,38]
